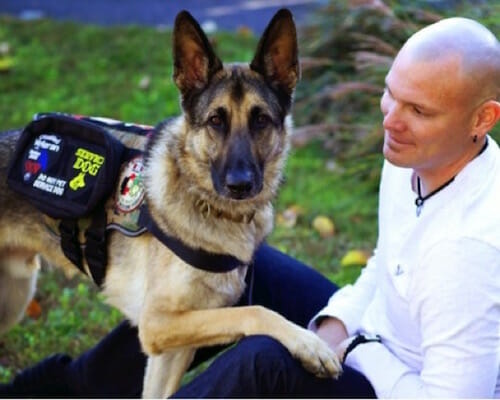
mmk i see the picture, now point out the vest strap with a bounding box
[84,203,108,286]
[138,205,245,273]
[59,219,86,275]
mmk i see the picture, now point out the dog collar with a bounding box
[194,198,255,224]
[138,204,246,273]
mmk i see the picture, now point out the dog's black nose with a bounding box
[225,169,254,199]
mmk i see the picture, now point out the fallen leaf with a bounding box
[340,249,370,267]
[0,57,14,72]
[312,215,335,238]
[25,299,42,319]
[0,42,10,55]
[276,204,305,228]
[138,75,151,90]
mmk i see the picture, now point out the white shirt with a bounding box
[310,137,500,398]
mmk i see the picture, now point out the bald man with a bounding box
[311,17,500,397]
[2,17,499,399]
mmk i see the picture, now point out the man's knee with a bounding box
[173,335,296,398]
[236,335,299,379]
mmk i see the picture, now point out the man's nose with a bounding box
[382,101,405,132]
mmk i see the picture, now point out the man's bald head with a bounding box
[396,17,499,103]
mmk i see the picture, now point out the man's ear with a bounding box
[173,10,223,96]
[250,9,300,96]
[473,99,500,140]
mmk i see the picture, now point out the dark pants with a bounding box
[1,244,375,398]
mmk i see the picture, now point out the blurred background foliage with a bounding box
[294,0,498,163]
[0,0,498,383]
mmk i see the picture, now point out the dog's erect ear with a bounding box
[250,9,299,96]
[173,11,223,96]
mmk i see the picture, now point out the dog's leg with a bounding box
[0,252,40,333]
[142,348,195,399]
[139,305,342,381]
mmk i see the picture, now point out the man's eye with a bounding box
[413,107,427,116]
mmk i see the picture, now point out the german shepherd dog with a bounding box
[0,9,340,397]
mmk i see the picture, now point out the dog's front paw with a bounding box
[286,327,342,379]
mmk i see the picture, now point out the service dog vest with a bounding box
[7,113,245,286]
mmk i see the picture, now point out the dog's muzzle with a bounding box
[225,168,257,199]
[212,164,263,200]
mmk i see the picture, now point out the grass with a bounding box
[271,142,379,281]
[0,19,259,128]
[0,274,124,382]
[0,2,498,384]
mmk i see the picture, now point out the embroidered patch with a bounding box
[25,134,66,196]
[69,147,105,191]
[115,157,145,213]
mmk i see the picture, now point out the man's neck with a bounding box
[413,138,487,196]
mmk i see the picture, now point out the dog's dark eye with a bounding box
[209,115,223,128]
[208,108,229,132]
[254,114,270,130]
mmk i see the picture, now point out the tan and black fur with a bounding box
[0,9,341,398]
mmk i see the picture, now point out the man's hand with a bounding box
[315,317,349,359]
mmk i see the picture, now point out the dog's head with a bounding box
[172,9,299,204]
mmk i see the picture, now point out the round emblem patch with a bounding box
[115,157,145,213]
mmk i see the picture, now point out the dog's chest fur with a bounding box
[102,234,248,325]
